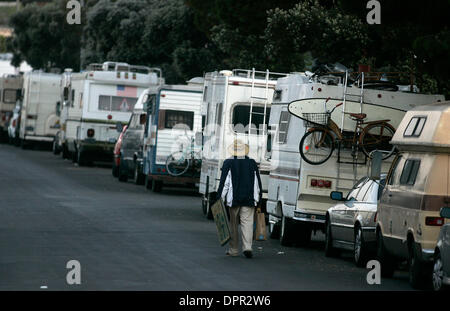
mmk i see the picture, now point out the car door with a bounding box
[333,177,366,241]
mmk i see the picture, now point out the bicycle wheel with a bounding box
[299,128,335,165]
[165,151,190,176]
[360,122,396,160]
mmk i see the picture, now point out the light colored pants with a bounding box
[228,206,254,255]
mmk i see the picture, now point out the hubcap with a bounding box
[432,257,443,291]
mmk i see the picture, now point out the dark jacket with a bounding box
[216,156,262,207]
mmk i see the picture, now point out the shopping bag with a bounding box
[211,198,231,246]
[254,209,267,241]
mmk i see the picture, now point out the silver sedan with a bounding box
[432,207,450,291]
[325,175,386,267]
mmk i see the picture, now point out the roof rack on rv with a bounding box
[231,68,288,80]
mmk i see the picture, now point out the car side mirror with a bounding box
[116,122,123,133]
[330,191,344,201]
[440,207,450,219]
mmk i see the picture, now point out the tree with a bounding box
[8,1,82,70]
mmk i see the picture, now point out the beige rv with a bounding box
[376,101,450,289]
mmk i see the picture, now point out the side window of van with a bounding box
[400,159,421,185]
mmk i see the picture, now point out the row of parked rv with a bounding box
[0,62,448,290]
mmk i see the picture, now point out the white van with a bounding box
[142,82,203,192]
[58,62,161,165]
[376,102,450,289]
[19,71,61,148]
[0,74,22,142]
[266,72,445,246]
[199,69,288,218]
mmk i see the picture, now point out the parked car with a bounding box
[118,88,154,184]
[376,102,450,289]
[326,175,386,266]
[432,207,450,291]
[112,125,127,178]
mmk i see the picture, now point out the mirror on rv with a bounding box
[330,191,344,201]
[195,132,203,146]
[63,87,69,101]
[369,150,382,180]
[56,101,61,117]
[440,207,450,219]
[116,122,123,133]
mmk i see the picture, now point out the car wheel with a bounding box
[432,252,445,291]
[408,242,427,289]
[279,215,294,247]
[376,230,395,278]
[325,220,339,257]
[134,163,145,185]
[118,159,128,182]
[354,225,368,267]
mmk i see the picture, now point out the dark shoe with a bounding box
[243,250,253,258]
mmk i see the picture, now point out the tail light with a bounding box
[87,129,95,138]
[425,217,444,226]
[107,114,112,120]
[311,179,332,188]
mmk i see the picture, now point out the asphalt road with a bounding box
[0,144,413,290]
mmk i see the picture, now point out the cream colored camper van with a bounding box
[376,101,450,289]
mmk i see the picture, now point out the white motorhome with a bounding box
[199,69,288,218]
[266,72,445,246]
[58,62,161,165]
[0,74,22,142]
[19,71,61,148]
[143,82,203,192]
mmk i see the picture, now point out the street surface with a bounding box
[0,144,412,290]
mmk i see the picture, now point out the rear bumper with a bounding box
[24,135,54,142]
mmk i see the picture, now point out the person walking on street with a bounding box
[216,139,262,258]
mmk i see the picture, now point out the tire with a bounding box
[152,179,163,192]
[268,216,281,239]
[296,225,312,247]
[299,128,334,165]
[360,122,396,160]
[408,242,427,289]
[354,225,368,267]
[279,215,294,247]
[118,159,128,182]
[166,151,190,176]
[134,163,145,185]
[432,252,445,291]
[376,230,395,278]
[325,220,339,257]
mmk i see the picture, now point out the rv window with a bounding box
[404,116,426,137]
[71,89,75,102]
[273,90,282,101]
[216,102,223,126]
[164,110,194,130]
[232,104,271,135]
[400,159,421,185]
[98,95,137,112]
[278,111,290,143]
[3,89,18,103]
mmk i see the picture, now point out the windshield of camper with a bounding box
[232,103,270,135]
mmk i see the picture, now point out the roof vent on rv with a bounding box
[187,77,204,85]
[219,70,233,77]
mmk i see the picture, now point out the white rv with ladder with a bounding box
[266,71,445,246]
[57,62,162,165]
[0,74,22,142]
[199,69,288,218]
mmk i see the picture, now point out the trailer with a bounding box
[266,72,445,246]
[143,82,203,192]
[199,69,288,219]
[0,74,22,142]
[57,62,161,165]
[19,71,61,148]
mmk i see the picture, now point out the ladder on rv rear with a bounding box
[248,68,270,136]
[340,70,365,133]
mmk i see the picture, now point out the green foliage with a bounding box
[8,0,82,70]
